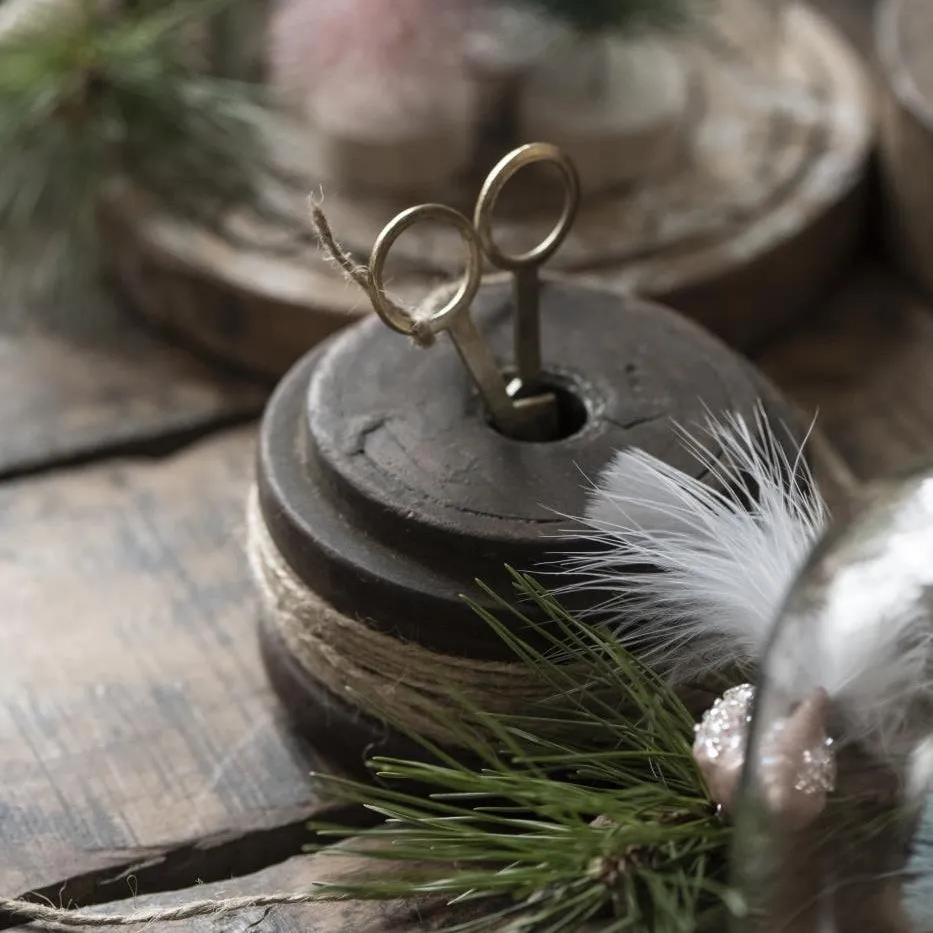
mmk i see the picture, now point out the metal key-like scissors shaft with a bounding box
[367,143,580,442]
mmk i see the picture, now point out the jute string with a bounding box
[245,487,564,745]
[0,869,916,930]
[0,894,318,928]
[308,201,436,347]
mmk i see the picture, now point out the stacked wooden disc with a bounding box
[877,0,933,300]
[104,3,872,379]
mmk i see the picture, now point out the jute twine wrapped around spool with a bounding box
[103,3,872,379]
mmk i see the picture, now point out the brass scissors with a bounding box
[367,142,580,442]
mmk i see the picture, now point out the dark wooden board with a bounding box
[757,264,933,480]
[0,426,346,904]
[0,288,265,479]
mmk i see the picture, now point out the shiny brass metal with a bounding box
[367,142,580,443]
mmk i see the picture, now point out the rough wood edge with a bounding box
[107,4,873,379]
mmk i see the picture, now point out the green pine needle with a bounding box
[306,571,735,933]
[0,0,269,301]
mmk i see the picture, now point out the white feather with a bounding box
[558,405,828,682]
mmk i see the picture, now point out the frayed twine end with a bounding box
[308,199,435,349]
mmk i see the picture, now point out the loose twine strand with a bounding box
[245,487,563,746]
[3,869,921,930]
[0,893,319,929]
[308,199,436,347]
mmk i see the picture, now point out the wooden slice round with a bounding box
[877,0,933,298]
[105,4,872,380]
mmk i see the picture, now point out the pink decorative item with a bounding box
[693,684,836,831]
[268,0,479,139]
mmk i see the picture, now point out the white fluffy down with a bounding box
[559,406,827,682]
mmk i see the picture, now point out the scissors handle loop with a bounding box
[368,204,483,338]
[362,143,579,442]
[473,142,580,272]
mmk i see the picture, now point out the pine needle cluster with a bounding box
[308,572,738,933]
[0,0,268,301]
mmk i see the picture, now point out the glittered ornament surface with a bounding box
[694,684,835,830]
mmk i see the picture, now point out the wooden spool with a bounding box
[877,0,933,300]
[254,275,812,771]
[104,3,872,380]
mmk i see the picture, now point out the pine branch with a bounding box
[305,572,735,933]
[0,0,271,302]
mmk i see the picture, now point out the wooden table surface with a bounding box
[1,2,917,931]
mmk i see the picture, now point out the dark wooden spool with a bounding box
[256,276,805,774]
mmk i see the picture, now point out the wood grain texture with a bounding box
[0,427,344,903]
[0,288,265,479]
[757,264,933,481]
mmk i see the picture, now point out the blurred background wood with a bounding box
[108,2,873,377]
[757,263,933,480]
[877,0,933,302]
[815,0,877,55]
[0,289,264,479]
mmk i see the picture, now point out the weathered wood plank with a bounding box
[757,264,933,481]
[4,263,931,928]
[0,427,344,903]
[813,0,877,59]
[0,288,265,478]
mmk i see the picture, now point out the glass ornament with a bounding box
[730,471,933,933]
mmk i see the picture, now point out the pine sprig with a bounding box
[306,571,737,933]
[0,0,270,301]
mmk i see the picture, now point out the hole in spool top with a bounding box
[488,369,589,443]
